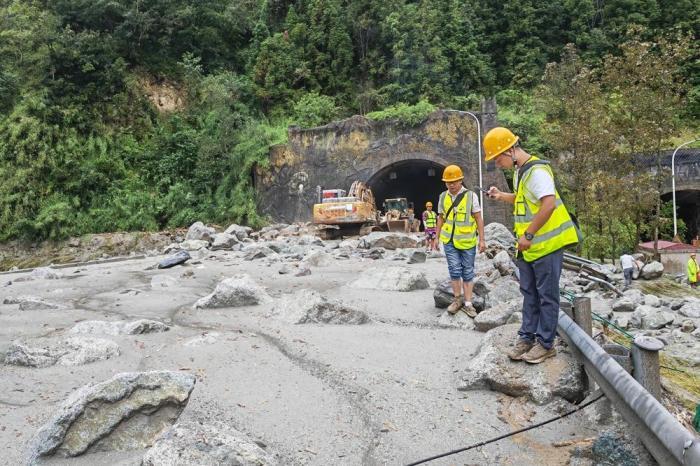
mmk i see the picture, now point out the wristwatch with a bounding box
[524,232,534,241]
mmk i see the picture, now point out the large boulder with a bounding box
[6,337,120,368]
[484,223,515,249]
[407,250,427,264]
[224,223,252,241]
[70,320,169,336]
[640,261,664,280]
[358,232,420,250]
[474,300,519,332]
[437,310,475,329]
[194,275,271,309]
[492,250,516,276]
[142,420,276,466]
[630,305,675,330]
[679,302,700,319]
[29,371,195,463]
[186,221,215,242]
[458,324,585,404]
[612,297,639,313]
[432,279,485,312]
[242,245,276,261]
[350,266,429,291]
[486,276,521,304]
[210,233,239,251]
[274,289,368,324]
[158,250,191,269]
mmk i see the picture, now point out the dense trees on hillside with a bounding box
[0,0,697,257]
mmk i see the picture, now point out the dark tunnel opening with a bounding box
[661,190,700,242]
[367,160,449,231]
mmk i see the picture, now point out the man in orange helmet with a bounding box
[423,201,438,252]
[436,165,486,317]
[483,127,579,364]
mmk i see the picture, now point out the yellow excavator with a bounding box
[312,181,380,238]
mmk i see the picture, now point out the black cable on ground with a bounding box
[405,393,606,466]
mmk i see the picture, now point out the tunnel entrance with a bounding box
[661,190,700,242]
[367,160,448,231]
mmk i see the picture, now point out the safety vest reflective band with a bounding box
[439,190,477,249]
[424,211,437,228]
[513,156,579,262]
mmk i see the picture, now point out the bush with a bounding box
[366,100,437,126]
[291,92,340,128]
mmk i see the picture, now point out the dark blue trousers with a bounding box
[516,248,563,350]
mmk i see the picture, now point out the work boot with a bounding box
[507,340,534,361]
[447,295,464,315]
[521,342,557,364]
[461,301,477,318]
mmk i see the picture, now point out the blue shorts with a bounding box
[443,241,476,282]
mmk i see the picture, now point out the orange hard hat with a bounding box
[442,165,464,182]
[483,127,519,161]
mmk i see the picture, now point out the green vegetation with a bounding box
[0,0,697,243]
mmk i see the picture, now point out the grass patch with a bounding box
[639,277,700,298]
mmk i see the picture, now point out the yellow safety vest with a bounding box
[689,258,698,283]
[424,211,437,228]
[439,190,477,249]
[513,156,579,262]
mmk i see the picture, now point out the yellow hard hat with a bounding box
[425,201,433,208]
[483,127,519,161]
[442,165,464,182]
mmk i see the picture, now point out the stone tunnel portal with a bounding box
[367,159,449,230]
[661,190,700,241]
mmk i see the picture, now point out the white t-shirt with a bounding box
[620,254,635,270]
[518,167,555,203]
[438,187,481,214]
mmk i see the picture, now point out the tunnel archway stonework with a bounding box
[255,109,512,227]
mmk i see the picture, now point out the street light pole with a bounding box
[455,111,484,210]
[671,138,699,239]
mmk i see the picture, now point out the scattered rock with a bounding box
[243,245,276,261]
[643,294,661,308]
[30,371,195,462]
[350,266,429,291]
[275,289,369,324]
[297,234,324,247]
[612,296,638,313]
[630,305,674,330]
[30,267,63,280]
[225,223,252,241]
[194,275,270,309]
[679,302,700,319]
[432,279,485,312]
[487,277,521,304]
[303,250,333,267]
[70,320,169,336]
[339,239,359,249]
[474,301,519,332]
[142,420,276,466]
[639,261,664,280]
[437,310,475,329]
[186,221,215,242]
[5,296,65,311]
[278,263,293,275]
[484,223,515,249]
[210,233,239,251]
[183,332,220,347]
[151,274,178,289]
[407,250,427,264]
[179,239,210,251]
[363,247,385,259]
[681,320,696,333]
[294,264,311,277]
[358,232,420,250]
[492,250,516,276]
[459,324,585,404]
[158,250,191,269]
[6,337,120,368]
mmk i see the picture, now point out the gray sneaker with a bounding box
[447,295,464,314]
[521,342,557,364]
[507,340,534,361]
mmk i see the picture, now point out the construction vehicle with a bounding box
[312,181,380,238]
[381,198,421,233]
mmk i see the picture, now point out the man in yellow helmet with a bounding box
[436,165,486,317]
[422,201,438,252]
[483,127,579,364]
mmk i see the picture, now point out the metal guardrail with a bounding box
[557,310,700,466]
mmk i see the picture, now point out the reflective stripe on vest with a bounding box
[439,190,477,249]
[513,156,579,262]
[424,211,437,228]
